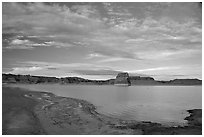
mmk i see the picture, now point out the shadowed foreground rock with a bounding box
[114,72,131,86]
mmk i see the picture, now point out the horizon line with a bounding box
[2,73,202,81]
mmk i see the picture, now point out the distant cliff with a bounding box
[129,76,202,85]
[2,74,115,85]
[168,79,202,85]
[2,73,202,85]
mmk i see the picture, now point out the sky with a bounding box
[2,2,202,80]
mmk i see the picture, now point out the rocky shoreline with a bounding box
[2,86,202,135]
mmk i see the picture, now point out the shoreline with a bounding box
[3,73,202,86]
[3,82,202,86]
[2,86,202,135]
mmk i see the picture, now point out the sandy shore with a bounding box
[2,86,202,135]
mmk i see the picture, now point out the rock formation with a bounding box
[2,73,202,85]
[114,72,131,86]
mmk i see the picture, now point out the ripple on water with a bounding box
[97,103,190,126]
[7,84,201,127]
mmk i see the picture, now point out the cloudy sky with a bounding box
[2,2,202,80]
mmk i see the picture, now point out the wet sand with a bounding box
[2,86,202,135]
[2,87,45,134]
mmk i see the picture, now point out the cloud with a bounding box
[98,57,133,63]
[18,61,93,68]
[86,53,106,59]
[73,69,122,76]
[2,3,202,80]
[93,47,139,59]
[85,49,139,61]
[103,2,133,20]
[128,66,180,73]
[47,67,58,70]
[7,61,122,79]
[71,4,99,18]
[3,35,75,49]
[10,66,42,73]
[15,61,117,74]
[125,38,150,43]
[2,3,104,50]
[160,39,201,48]
[5,39,46,49]
[3,3,201,59]
[136,49,201,60]
[10,39,30,45]
[44,41,74,48]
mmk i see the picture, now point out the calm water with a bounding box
[7,84,202,126]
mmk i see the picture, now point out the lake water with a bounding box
[7,84,202,126]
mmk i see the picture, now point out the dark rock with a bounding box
[114,72,131,86]
[169,79,202,85]
[129,76,154,81]
[129,76,156,85]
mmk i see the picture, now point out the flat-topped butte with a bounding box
[114,72,131,86]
